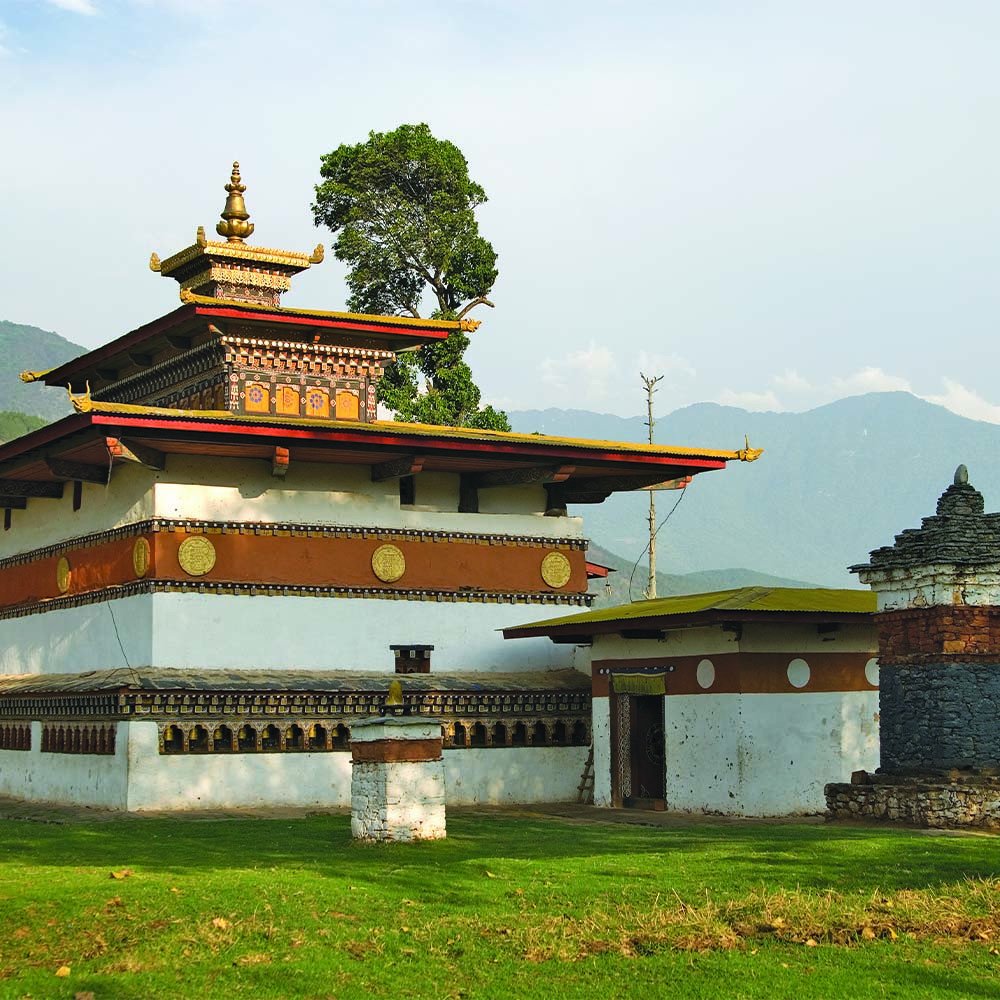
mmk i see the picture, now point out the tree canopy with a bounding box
[313,123,509,430]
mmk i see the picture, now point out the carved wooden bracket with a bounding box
[45,458,110,485]
[0,479,64,499]
[272,446,290,478]
[371,455,425,482]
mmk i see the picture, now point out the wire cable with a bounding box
[627,483,689,602]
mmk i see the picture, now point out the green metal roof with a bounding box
[503,586,876,638]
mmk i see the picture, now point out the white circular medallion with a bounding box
[864,658,880,688]
[696,659,716,689]
[786,658,811,689]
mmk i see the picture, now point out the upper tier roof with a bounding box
[22,298,472,394]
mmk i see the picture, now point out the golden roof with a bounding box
[66,393,762,462]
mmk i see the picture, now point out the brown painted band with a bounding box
[0,529,588,610]
[352,738,443,763]
[591,650,877,696]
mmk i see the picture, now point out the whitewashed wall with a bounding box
[592,699,612,806]
[153,457,583,540]
[0,595,152,675]
[443,746,586,804]
[149,593,577,673]
[0,722,128,808]
[124,722,353,810]
[0,464,154,560]
[121,723,585,811]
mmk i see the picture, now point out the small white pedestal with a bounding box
[350,716,446,842]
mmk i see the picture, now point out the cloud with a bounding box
[535,344,697,411]
[925,378,1000,424]
[707,367,1000,426]
[716,388,783,411]
[45,0,97,13]
[540,341,619,403]
[831,366,912,395]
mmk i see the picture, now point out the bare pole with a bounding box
[640,372,664,599]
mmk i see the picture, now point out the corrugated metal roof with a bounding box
[504,587,876,636]
[0,668,589,695]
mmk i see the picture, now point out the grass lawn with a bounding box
[0,811,997,999]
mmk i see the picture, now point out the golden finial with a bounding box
[216,161,255,243]
[385,679,404,707]
[459,318,482,333]
[196,226,207,247]
[309,243,325,264]
[149,252,161,272]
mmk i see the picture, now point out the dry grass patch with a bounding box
[512,878,1000,960]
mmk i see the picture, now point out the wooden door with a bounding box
[623,695,666,809]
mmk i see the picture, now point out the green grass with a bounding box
[0,812,997,998]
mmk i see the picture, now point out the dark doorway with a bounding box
[611,693,665,809]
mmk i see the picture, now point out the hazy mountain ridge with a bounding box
[0,320,84,420]
[509,393,1000,587]
[584,542,817,604]
[2,320,994,590]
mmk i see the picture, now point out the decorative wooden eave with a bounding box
[0,400,761,503]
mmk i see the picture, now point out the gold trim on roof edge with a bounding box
[158,240,317,274]
[64,395,759,461]
[19,369,54,383]
[176,291,475,331]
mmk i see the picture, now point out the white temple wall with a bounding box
[0,463,154,560]
[152,456,584,540]
[0,595,153,675]
[124,722,353,811]
[0,722,128,808]
[120,723,584,810]
[660,691,877,815]
[663,694,743,814]
[732,691,877,815]
[591,628,739,661]
[442,746,586,804]
[149,592,579,673]
[591,698,612,806]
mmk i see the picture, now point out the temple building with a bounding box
[505,586,878,815]
[0,164,760,811]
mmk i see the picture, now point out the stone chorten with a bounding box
[826,466,1000,828]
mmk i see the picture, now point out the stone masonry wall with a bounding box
[876,606,1000,664]
[826,776,1000,829]
[880,662,1000,772]
[350,760,446,842]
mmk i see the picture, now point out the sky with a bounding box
[2,0,999,422]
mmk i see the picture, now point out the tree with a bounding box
[313,123,510,430]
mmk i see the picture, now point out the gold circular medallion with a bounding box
[371,543,406,583]
[540,551,572,589]
[55,556,72,594]
[177,536,217,577]
[132,538,151,578]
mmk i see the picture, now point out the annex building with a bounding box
[505,586,878,816]
[0,164,760,811]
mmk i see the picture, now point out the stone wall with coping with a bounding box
[826,775,1000,829]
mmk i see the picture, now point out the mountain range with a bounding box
[0,320,81,421]
[5,320,998,588]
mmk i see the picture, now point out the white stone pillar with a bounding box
[350,716,446,842]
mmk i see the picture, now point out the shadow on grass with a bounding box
[0,814,996,903]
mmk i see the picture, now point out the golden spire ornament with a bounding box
[216,161,254,243]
